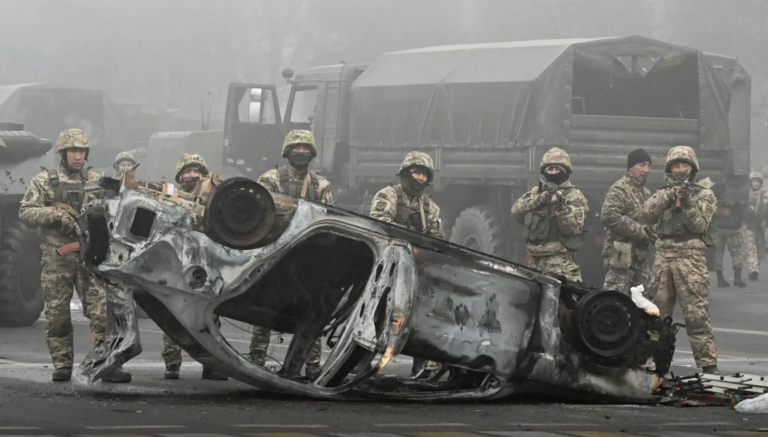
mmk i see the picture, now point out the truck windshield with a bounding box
[290,85,318,124]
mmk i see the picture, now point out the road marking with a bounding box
[234,425,328,428]
[483,432,572,437]
[653,421,733,426]
[503,425,606,428]
[714,327,768,337]
[85,425,187,430]
[243,433,328,437]
[160,434,240,437]
[373,424,470,428]
[562,433,650,437]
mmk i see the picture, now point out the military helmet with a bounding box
[750,171,764,184]
[175,153,209,183]
[55,128,90,154]
[664,146,699,173]
[281,129,317,158]
[398,151,435,183]
[113,151,137,169]
[539,147,572,174]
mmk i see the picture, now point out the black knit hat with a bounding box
[627,148,652,169]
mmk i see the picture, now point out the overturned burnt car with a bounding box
[77,175,678,402]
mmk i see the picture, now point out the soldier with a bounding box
[512,147,590,283]
[113,151,137,175]
[19,128,131,383]
[714,188,747,288]
[601,149,653,295]
[744,171,768,280]
[642,146,719,374]
[249,130,332,379]
[162,153,228,381]
[369,151,444,377]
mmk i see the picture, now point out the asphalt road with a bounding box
[1,267,768,436]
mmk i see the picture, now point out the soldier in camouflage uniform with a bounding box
[601,149,653,295]
[19,129,131,383]
[113,151,137,175]
[370,151,444,377]
[249,130,331,379]
[743,171,768,280]
[162,153,228,381]
[714,187,747,288]
[512,148,589,283]
[642,146,719,374]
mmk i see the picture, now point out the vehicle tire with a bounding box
[0,218,44,327]
[449,206,506,258]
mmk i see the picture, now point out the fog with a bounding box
[2,0,767,161]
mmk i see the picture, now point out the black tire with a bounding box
[449,206,506,258]
[0,218,44,327]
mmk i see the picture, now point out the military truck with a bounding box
[217,36,750,287]
[0,124,50,326]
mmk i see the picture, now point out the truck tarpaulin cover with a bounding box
[351,36,730,150]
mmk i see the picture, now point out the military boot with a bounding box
[716,271,730,288]
[52,367,72,382]
[733,268,747,288]
[702,365,720,375]
[201,366,228,380]
[102,366,132,383]
[749,271,759,281]
[164,364,180,380]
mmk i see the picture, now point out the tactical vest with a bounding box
[522,187,586,251]
[392,185,431,233]
[657,184,716,247]
[46,167,89,218]
[278,167,320,201]
[750,190,767,222]
[715,202,743,230]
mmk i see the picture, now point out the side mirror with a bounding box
[281,67,294,82]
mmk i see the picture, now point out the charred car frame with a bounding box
[77,176,677,402]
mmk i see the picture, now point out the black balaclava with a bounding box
[288,147,312,170]
[542,165,569,186]
[180,166,202,192]
[400,167,429,196]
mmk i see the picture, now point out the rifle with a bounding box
[539,178,572,212]
[672,179,694,207]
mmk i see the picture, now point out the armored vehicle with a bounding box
[0,124,51,326]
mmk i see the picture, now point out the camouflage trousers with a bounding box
[41,244,106,369]
[741,226,762,274]
[162,316,222,366]
[649,251,717,367]
[714,228,744,271]
[528,252,582,283]
[602,257,651,296]
[249,326,321,366]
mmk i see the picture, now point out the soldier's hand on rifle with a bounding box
[676,186,692,205]
[538,191,553,205]
[60,212,79,236]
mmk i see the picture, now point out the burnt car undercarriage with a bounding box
[76,175,679,402]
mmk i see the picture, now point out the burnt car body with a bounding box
[77,176,677,402]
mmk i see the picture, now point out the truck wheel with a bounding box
[0,218,44,327]
[449,206,506,258]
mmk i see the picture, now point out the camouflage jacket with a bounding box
[257,164,334,204]
[369,184,444,239]
[600,172,651,260]
[512,180,589,257]
[747,188,768,227]
[19,164,99,247]
[641,176,716,255]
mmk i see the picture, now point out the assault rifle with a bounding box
[539,178,572,212]
[672,179,694,207]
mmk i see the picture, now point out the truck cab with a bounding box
[222,63,368,180]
